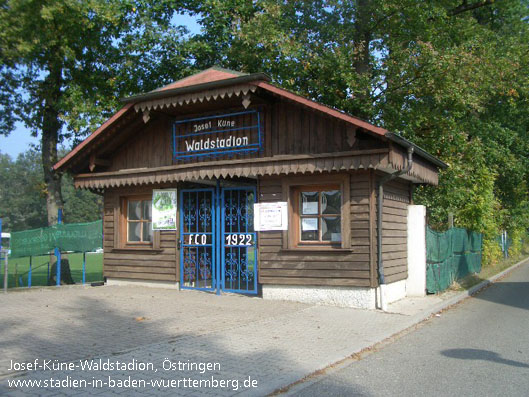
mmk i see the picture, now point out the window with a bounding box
[298,187,342,243]
[283,174,350,250]
[294,186,342,245]
[125,197,152,244]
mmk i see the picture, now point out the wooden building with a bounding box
[54,67,446,309]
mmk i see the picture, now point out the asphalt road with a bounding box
[288,260,529,397]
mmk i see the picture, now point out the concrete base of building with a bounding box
[106,278,180,290]
[377,279,407,307]
[262,285,377,309]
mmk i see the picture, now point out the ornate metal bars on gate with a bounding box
[221,187,258,294]
[180,189,217,291]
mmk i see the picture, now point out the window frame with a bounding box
[119,194,156,248]
[282,174,351,251]
[293,185,342,246]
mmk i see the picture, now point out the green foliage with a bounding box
[506,228,526,258]
[2,0,529,264]
[0,0,194,139]
[0,150,47,231]
[482,237,503,267]
[0,0,195,224]
[61,174,103,224]
[0,149,101,231]
[181,0,529,264]
[414,140,502,237]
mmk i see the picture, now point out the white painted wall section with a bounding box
[406,205,427,297]
[262,285,377,309]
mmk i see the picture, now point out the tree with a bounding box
[61,173,103,224]
[3,0,528,262]
[0,150,47,231]
[178,0,529,261]
[0,149,103,231]
[0,0,193,225]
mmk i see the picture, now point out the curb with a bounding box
[277,256,529,396]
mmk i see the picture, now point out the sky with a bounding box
[0,12,201,159]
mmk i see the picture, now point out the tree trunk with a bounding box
[41,64,64,226]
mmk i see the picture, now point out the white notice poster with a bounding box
[302,202,318,215]
[152,189,178,230]
[254,202,288,231]
[301,218,318,231]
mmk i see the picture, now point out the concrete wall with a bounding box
[406,205,427,297]
[377,279,407,307]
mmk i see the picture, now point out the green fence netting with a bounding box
[426,227,482,293]
[10,220,103,258]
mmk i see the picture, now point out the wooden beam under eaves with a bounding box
[89,153,111,172]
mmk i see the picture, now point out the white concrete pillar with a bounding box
[406,205,426,297]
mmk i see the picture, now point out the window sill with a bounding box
[111,247,163,254]
[280,247,353,254]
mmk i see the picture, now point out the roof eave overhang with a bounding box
[53,103,136,172]
[385,132,448,169]
[121,73,271,104]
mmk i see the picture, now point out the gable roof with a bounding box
[153,66,247,92]
[54,67,447,171]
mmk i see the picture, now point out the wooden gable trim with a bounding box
[133,84,258,113]
[54,103,135,171]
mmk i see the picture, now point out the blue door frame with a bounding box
[179,185,258,295]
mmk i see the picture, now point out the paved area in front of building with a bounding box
[285,261,529,397]
[0,284,458,396]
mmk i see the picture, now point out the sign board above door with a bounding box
[172,110,262,161]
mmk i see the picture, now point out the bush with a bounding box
[482,237,502,267]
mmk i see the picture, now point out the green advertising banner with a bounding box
[10,220,103,258]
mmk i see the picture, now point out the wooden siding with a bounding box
[99,171,411,288]
[73,94,440,190]
[106,101,384,173]
[103,186,178,282]
[109,117,173,172]
[270,102,384,156]
[379,178,410,283]
[257,172,373,287]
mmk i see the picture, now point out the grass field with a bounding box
[0,252,103,289]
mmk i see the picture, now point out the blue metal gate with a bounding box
[179,186,258,294]
[180,189,216,291]
[221,187,258,294]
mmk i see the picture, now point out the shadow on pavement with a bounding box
[0,295,176,376]
[290,380,374,397]
[0,294,299,396]
[471,280,529,311]
[441,348,529,368]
